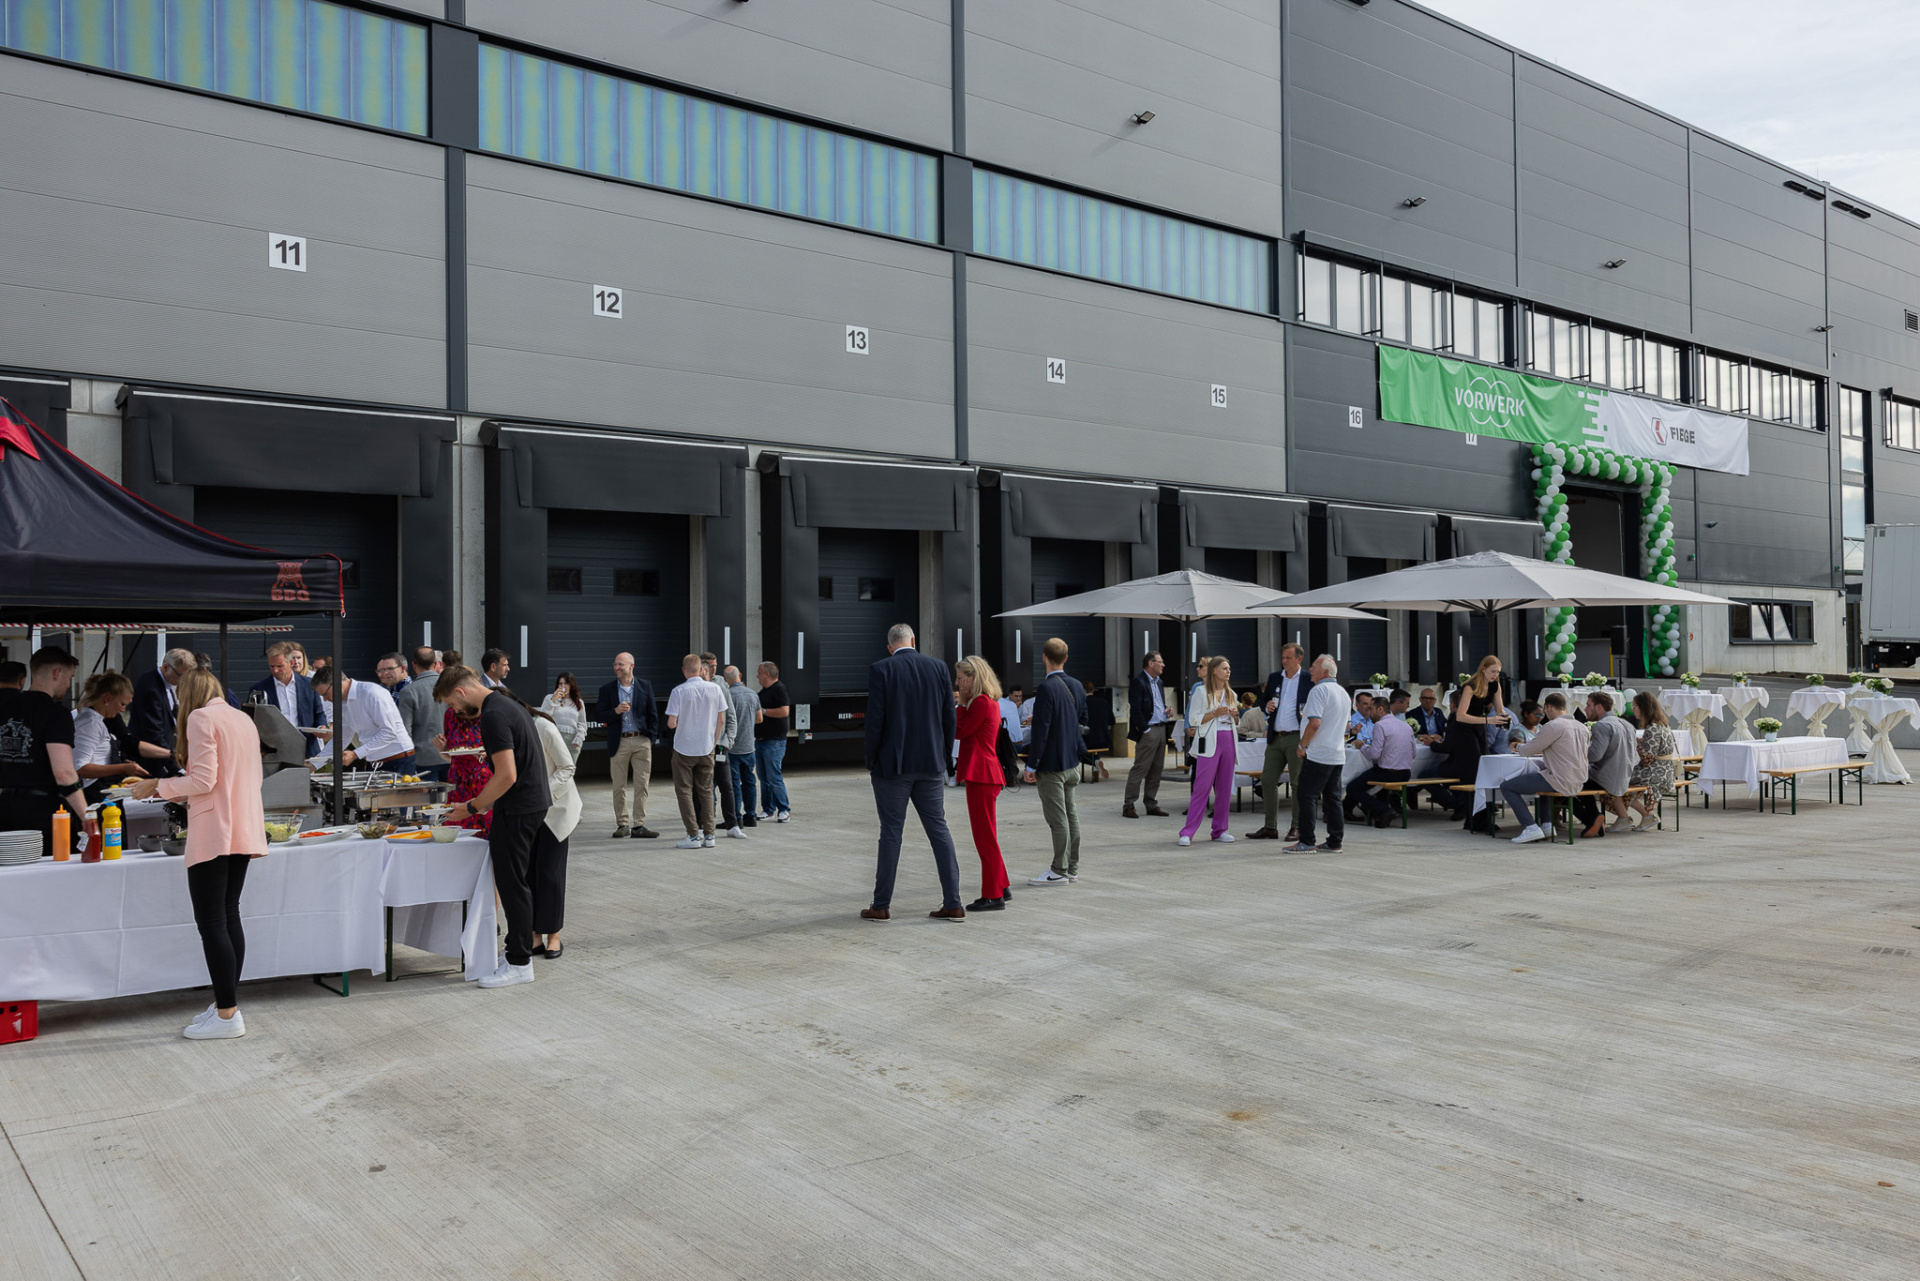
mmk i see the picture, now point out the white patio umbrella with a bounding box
[1249,550,1727,678]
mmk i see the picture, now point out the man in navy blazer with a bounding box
[595,654,661,838]
[860,624,964,922]
[1023,637,1087,886]
[248,643,330,759]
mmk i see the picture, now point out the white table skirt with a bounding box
[1848,697,1919,784]
[1471,755,1540,813]
[1843,689,1895,757]
[1342,743,1436,787]
[1718,686,1771,741]
[382,839,498,981]
[1786,687,1847,737]
[0,836,497,1002]
[1696,736,1848,797]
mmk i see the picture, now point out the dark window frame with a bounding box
[1727,598,1816,645]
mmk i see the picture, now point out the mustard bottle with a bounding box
[102,803,122,861]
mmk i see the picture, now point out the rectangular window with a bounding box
[1380,276,1407,343]
[1889,398,1920,452]
[1729,600,1814,644]
[1,0,426,134]
[979,169,1270,311]
[547,567,583,594]
[613,569,660,596]
[1300,255,1332,327]
[857,577,895,603]
[480,45,940,244]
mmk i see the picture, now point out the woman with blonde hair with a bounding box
[1442,654,1509,830]
[128,666,265,1039]
[73,671,144,793]
[1178,655,1239,847]
[953,654,1012,911]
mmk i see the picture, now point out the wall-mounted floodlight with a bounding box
[1603,258,1627,269]
[1131,110,1155,124]
[1402,196,1426,208]
[1814,324,1835,333]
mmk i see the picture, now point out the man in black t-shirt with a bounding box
[0,646,86,859]
[436,665,551,988]
[754,662,793,821]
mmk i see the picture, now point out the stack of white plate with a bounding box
[0,829,45,865]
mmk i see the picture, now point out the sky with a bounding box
[1418,0,1920,222]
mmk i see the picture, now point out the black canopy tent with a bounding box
[0,397,352,818]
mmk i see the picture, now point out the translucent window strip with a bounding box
[976,169,1271,312]
[1526,308,1682,401]
[1302,253,1507,358]
[478,45,940,244]
[1696,350,1821,427]
[1,0,426,134]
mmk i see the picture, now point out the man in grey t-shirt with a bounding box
[724,666,762,830]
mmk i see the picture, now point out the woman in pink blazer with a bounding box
[130,666,266,1039]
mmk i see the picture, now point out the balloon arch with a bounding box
[1530,443,1683,678]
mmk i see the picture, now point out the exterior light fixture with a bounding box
[1131,110,1155,124]
[1783,180,1823,200]
[1402,196,1426,208]
[1814,324,1835,333]
[1603,258,1627,269]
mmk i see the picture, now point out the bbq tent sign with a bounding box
[1378,346,1749,475]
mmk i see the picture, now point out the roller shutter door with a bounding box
[818,528,919,695]
[188,488,398,688]
[1029,537,1106,688]
[546,510,690,698]
[1203,546,1258,685]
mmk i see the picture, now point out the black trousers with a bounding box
[1572,778,1617,828]
[187,854,251,1008]
[488,810,543,967]
[529,825,569,934]
[1344,765,1411,818]
[870,773,962,910]
[716,752,740,830]
[1295,758,1345,847]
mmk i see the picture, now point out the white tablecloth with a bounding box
[0,836,496,1002]
[1847,697,1919,784]
[1342,743,1436,787]
[1696,735,1848,797]
[381,839,498,981]
[1231,737,1269,775]
[1471,754,1540,813]
[1844,687,1887,756]
[1718,686,1770,741]
[1785,687,1847,737]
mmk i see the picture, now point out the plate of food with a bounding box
[443,746,486,757]
[384,828,436,842]
[293,826,355,846]
[356,821,397,840]
[263,819,302,844]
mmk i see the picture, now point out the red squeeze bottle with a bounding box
[82,815,103,863]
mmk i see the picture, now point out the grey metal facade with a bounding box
[5,0,1919,696]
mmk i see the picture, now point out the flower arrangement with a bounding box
[1868,677,1895,695]
[1805,673,1826,686]
[1456,672,1471,688]
[1730,671,1749,685]
[1371,672,1390,689]
[1678,672,1700,689]
[1754,717,1782,734]
[1582,672,1607,688]
[1848,671,1870,686]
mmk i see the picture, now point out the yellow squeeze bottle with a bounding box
[102,803,122,860]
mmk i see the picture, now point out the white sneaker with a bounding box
[702,834,716,848]
[1212,832,1235,843]
[1511,824,1547,844]
[674,836,704,849]
[1029,870,1070,886]
[188,1002,219,1027]
[1177,835,1192,847]
[1609,815,1636,833]
[184,1009,245,1039]
[478,960,534,988]
[775,810,791,823]
[726,826,747,839]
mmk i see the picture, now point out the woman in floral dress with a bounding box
[1625,690,1676,834]
[442,706,492,835]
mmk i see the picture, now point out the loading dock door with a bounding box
[1203,546,1258,683]
[818,528,920,695]
[546,509,690,698]
[1344,556,1389,680]
[1029,537,1106,688]
[190,488,398,687]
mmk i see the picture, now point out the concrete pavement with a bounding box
[3,758,1918,1279]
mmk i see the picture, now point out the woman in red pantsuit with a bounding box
[953,655,1011,912]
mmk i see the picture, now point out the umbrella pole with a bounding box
[330,611,344,824]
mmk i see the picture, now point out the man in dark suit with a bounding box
[1024,637,1087,887]
[860,624,964,922]
[129,646,197,777]
[1123,652,1173,818]
[1246,642,1311,842]
[594,652,660,838]
[249,641,329,758]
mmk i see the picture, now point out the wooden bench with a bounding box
[1378,778,1460,828]
[1760,762,1867,814]
[1535,786,1649,844]
[1079,747,1110,783]
[1447,783,1502,835]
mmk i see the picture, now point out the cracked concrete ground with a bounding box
[3,756,1918,1279]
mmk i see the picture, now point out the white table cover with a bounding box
[1847,697,1919,784]
[1342,743,1436,787]
[381,839,498,981]
[1231,737,1269,775]
[1695,735,1847,797]
[1786,687,1848,737]
[0,836,497,1002]
[1843,687,1886,756]
[1718,686,1770,741]
[1471,754,1540,814]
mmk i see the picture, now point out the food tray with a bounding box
[292,826,355,846]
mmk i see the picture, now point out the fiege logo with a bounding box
[1653,418,1697,446]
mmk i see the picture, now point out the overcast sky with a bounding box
[1418,0,1920,222]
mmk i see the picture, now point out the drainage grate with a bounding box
[1865,946,1912,957]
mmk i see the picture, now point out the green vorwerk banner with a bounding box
[1377,345,1751,474]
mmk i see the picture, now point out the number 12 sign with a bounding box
[269,234,307,272]
[593,285,623,318]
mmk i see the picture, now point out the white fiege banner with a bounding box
[1584,390,1751,476]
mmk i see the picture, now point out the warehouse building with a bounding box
[3,0,1916,767]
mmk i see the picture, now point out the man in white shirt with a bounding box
[1249,643,1310,842]
[249,641,326,758]
[309,664,417,773]
[664,653,729,849]
[1285,654,1353,854]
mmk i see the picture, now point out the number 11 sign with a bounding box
[269,234,307,272]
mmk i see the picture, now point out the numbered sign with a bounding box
[593,285,623,319]
[845,324,869,355]
[269,234,307,272]
[1347,405,1363,429]
[1209,384,1228,409]
[1463,433,1479,446]
[1046,357,1066,384]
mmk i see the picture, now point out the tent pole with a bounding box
[331,611,344,824]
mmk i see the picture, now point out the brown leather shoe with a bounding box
[1283,828,1299,843]
[928,906,966,921]
[1122,804,1140,819]
[859,907,890,921]
[1245,826,1280,840]
[1145,804,1171,817]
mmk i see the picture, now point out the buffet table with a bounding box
[0,836,496,1004]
